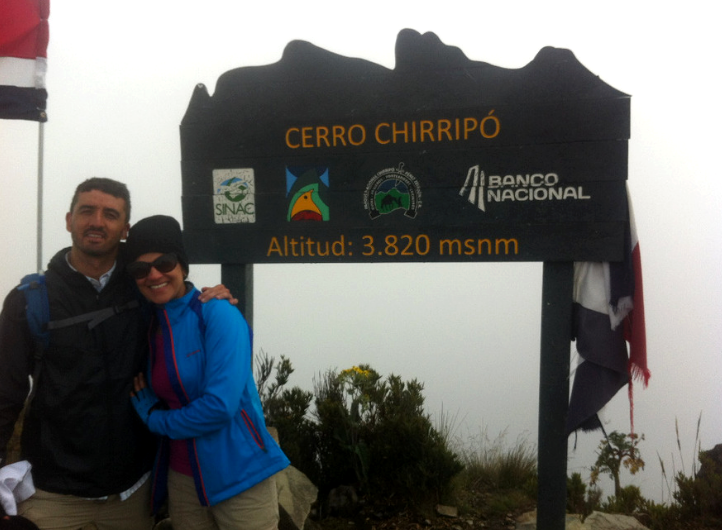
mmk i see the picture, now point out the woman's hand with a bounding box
[133,372,148,394]
[130,372,160,423]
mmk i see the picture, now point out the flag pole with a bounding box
[37,120,44,273]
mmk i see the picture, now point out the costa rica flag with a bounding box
[0,0,49,122]
[567,188,649,435]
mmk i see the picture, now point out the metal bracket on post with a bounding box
[537,261,573,530]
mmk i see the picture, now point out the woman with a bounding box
[126,215,289,530]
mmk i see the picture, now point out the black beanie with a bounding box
[125,215,188,271]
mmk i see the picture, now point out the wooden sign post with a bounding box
[180,29,630,530]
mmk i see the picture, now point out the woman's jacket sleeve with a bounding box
[147,301,252,440]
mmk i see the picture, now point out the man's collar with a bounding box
[65,252,117,292]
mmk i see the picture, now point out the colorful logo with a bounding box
[213,168,255,224]
[363,163,421,219]
[286,167,330,221]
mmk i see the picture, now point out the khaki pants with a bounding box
[17,479,153,530]
[167,469,278,530]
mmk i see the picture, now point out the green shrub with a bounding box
[452,428,537,518]
[645,415,722,528]
[673,471,700,518]
[600,484,644,514]
[585,484,603,514]
[567,472,587,515]
[313,366,374,492]
[590,431,645,498]
[254,351,320,483]
[313,366,462,506]
[637,498,682,530]
[672,455,722,525]
[255,356,463,509]
[458,428,537,492]
[366,375,463,505]
[619,415,722,530]
[694,448,722,521]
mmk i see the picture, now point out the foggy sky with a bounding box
[1,0,720,503]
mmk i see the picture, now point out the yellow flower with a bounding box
[341,366,372,378]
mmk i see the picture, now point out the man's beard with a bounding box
[71,229,116,257]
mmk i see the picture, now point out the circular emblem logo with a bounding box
[363,163,422,219]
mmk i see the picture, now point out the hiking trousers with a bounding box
[17,478,153,530]
[167,469,278,530]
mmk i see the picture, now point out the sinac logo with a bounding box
[220,177,249,202]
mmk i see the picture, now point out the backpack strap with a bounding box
[18,274,51,348]
[187,291,207,338]
[187,292,254,363]
[17,273,141,405]
[18,274,50,404]
[47,300,140,330]
[187,292,254,349]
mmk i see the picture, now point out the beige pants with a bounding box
[167,469,278,530]
[17,478,153,530]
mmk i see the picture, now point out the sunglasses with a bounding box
[127,253,179,280]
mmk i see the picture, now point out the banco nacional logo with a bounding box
[459,164,591,212]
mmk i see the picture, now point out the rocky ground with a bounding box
[310,509,525,530]
[309,505,720,530]
[304,488,721,530]
[307,487,535,530]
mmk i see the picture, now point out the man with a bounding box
[0,178,232,530]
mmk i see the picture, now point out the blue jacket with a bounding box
[145,286,289,508]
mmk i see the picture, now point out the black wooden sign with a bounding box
[180,29,629,265]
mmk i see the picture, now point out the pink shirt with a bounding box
[151,328,193,476]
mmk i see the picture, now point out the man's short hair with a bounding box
[69,177,131,222]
